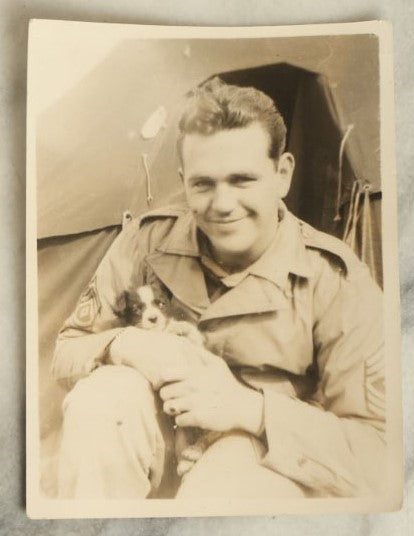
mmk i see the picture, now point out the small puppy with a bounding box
[114,284,219,476]
[114,285,204,346]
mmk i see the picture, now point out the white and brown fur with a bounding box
[114,285,205,346]
[114,284,220,476]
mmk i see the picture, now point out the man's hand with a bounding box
[159,347,264,436]
[109,326,194,389]
[110,327,264,435]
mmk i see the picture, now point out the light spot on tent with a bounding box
[183,45,191,58]
[141,106,167,140]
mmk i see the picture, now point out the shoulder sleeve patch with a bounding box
[299,221,363,280]
[70,275,102,329]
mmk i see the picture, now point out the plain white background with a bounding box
[0,0,412,534]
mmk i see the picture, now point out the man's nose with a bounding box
[210,184,236,214]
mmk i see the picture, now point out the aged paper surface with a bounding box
[26,19,402,519]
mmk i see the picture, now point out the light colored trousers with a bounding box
[58,365,306,499]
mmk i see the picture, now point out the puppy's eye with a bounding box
[154,299,166,309]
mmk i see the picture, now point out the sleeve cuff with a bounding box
[259,388,367,496]
[51,328,124,390]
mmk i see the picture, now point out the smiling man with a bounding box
[52,78,385,500]
[181,122,294,271]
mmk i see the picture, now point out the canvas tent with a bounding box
[36,36,383,494]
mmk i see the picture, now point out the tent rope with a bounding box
[342,179,359,242]
[346,182,362,250]
[361,182,377,280]
[142,152,154,205]
[343,179,377,280]
[334,124,354,222]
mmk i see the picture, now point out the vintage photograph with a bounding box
[26,20,402,518]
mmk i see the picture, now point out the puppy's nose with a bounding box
[148,315,158,324]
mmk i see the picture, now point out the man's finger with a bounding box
[163,397,192,416]
[175,411,198,428]
[159,381,189,401]
[159,365,189,385]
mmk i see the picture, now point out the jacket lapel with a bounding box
[146,250,291,322]
[145,251,210,315]
[199,275,290,323]
[144,205,312,322]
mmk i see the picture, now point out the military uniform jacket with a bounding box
[52,204,386,497]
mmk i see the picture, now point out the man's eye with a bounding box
[231,176,257,187]
[192,179,213,191]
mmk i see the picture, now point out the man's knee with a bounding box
[62,365,156,424]
[177,432,307,499]
[60,364,164,471]
[58,365,167,498]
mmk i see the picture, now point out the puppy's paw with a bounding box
[181,444,204,461]
[177,444,204,477]
[177,459,195,477]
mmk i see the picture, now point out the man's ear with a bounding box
[276,152,295,198]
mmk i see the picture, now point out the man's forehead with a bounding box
[182,122,270,152]
[181,123,273,175]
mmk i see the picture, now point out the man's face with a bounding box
[181,122,294,270]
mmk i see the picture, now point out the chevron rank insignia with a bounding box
[72,276,101,328]
[364,353,386,418]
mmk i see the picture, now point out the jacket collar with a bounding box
[156,209,200,257]
[248,206,314,289]
[156,203,314,288]
[146,204,314,320]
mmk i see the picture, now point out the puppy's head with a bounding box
[114,285,169,330]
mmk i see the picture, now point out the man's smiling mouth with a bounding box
[207,216,246,224]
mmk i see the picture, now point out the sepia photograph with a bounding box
[26,20,402,518]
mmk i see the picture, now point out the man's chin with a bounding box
[210,239,253,262]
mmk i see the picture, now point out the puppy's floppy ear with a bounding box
[113,291,130,322]
[151,285,171,315]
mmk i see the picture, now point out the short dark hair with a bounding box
[177,77,287,164]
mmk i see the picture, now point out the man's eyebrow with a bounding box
[188,172,260,184]
[228,172,260,180]
[187,175,214,185]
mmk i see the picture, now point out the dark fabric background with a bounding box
[37,227,120,438]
